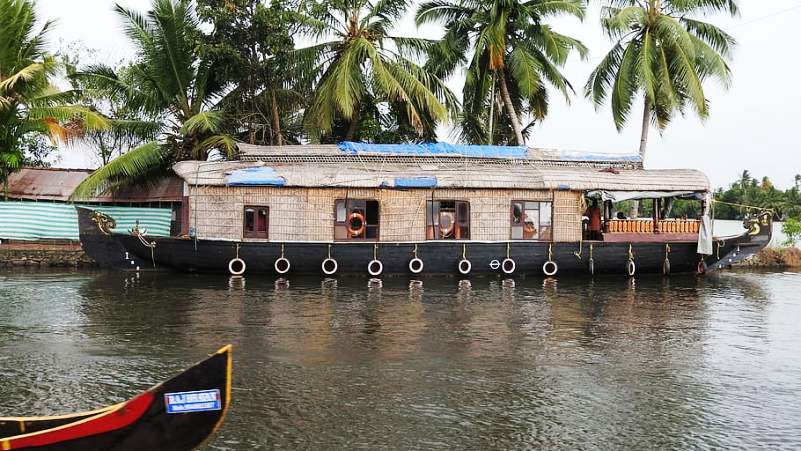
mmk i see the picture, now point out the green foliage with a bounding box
[783,218,801,247]
[714,172,801,221]
[62,43,157,166]
[0,0,108,198]
[196,0,302,145]
[296,0,458,142]
[70,0,234,199]
[417,0,587,145]
[19,134,57,167]
[586,0,738,158]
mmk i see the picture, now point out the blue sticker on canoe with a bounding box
[165,389,221,414]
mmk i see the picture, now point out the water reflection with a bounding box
[0,270,799,449]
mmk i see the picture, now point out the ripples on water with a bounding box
[1,269,800,450]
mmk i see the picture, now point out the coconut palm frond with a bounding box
[70,141,166,200]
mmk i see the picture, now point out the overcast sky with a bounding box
[37,0,801,190]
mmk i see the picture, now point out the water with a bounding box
[2,269,801,450]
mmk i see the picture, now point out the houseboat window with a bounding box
[426,200,470,239]
[243,206,269,238]
[335,199,380,240]
[511,201,552,240]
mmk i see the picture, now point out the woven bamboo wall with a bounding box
[553,190,582,242]
[188,186,581,242]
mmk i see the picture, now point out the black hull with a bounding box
[0,346,231,451]
[77,207,771,277]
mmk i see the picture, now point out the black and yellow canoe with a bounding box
[0,345,232,450]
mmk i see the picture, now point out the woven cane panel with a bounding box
[552,190,582,242]
[188,186,578,242]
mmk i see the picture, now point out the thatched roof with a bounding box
[236,143,644,170]
[173,158,710,193]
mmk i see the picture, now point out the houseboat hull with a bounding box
[77,207,770,277]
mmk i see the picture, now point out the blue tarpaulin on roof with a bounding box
[226,167,285,186]
[394,176,437,188]
[338,142,528,158]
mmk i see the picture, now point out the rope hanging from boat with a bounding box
[134,223,156,269]
[711,199,774,213]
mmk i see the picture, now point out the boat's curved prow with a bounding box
[0,345,232,450]
[76,206,150,270]
[706,211,773,271]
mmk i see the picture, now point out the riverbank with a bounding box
[0,241,95,268]
[738,246,801,268]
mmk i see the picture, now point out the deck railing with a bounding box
[606,219,700,234]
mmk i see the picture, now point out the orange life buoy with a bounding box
[347,211,366,237]
[439,211,455,237]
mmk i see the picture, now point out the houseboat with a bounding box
[77,142,772,277]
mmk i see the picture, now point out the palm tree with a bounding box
[0,0,108,198]
[416,0,587,145]
[71,0,234,198]
[295,0,457,142]
[586,0,738,162]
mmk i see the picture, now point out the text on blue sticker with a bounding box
[165,389,221,413]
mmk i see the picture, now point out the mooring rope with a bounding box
[712,200,773,212]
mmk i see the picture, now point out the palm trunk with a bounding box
[630,100,652,219]
[639,99,651,163]
[271,92,283,146]
[498,73,525,146]
[345,109,360,141]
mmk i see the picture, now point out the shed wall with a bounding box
[188,186,582,242]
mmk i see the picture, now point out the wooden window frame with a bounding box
[334,199,380,241]
[426,200,470,240]
[243,205,269,239]
[510,200,552,241]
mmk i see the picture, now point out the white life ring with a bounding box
[543,260,558,276]
[409,257,424,274]
[627,259,636,276]
[274,257,291,274]
[368,259,383,276]
[501,258,516,274]
[228,257,246,275]
[322,258,338,275]
[458,259,472,275]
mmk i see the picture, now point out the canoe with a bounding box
[0,345,232,450]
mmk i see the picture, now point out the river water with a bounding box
[1,269,800,450]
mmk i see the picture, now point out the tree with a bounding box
[197,0,303,146]
[71,0,234,198]
[417,0,587,145]
[586,0,738,162]
[0,0,108,198]
[782,218,801,247]
[61,43,158,166]
[296,0,457,142]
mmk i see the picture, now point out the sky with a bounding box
[37,0,801,190]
